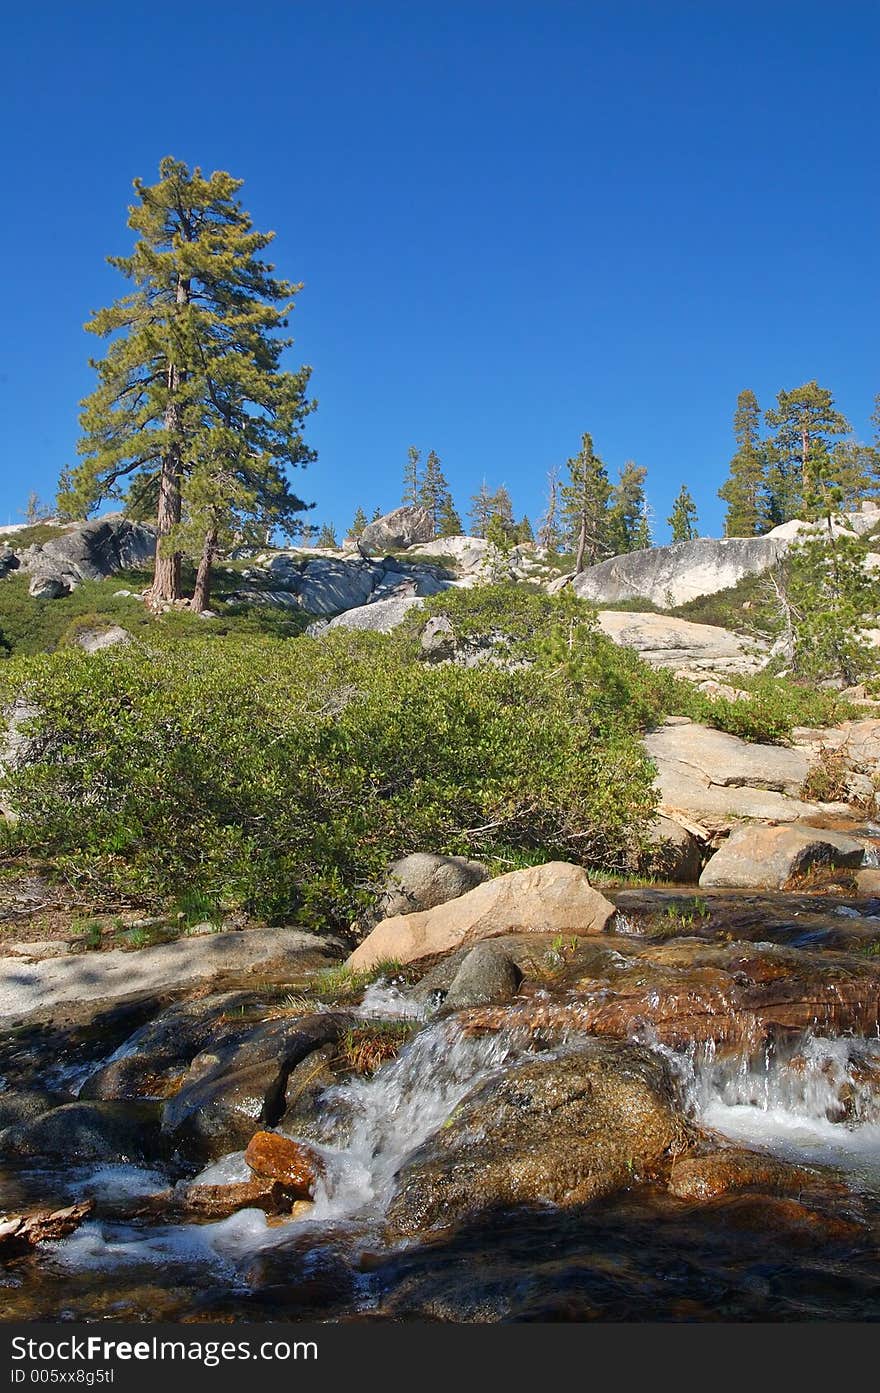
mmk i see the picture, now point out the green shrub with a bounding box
[0,623,660,925]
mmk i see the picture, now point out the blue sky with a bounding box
[1,1,878,542]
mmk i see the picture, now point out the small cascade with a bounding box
[296,1015,537,1222]
[352,979,427,1021]
[658,1031,880,1185]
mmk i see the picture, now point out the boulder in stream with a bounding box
[0,1100,160,1163]
[384,1040,686,1239]
[161,1013,351,1159]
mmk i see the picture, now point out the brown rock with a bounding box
[0,1200,93,1257]
[667,1148,829,1201]
[699,823,865,890]
[347,862,616,971]
[244,1130,322,1199]
[385,1041,686,1240]
[170,1178,295,1219]
[856,867,880,895]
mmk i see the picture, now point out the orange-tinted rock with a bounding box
[462,938,880,1050]
[172,1178,295,1218]
[244,1130,322,1199]
[667,1149,831,1201]
[712,1194,862,1244]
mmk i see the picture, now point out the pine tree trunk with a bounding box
[191,526,218,613]
[574,511,588,573]
[149,275,189,607]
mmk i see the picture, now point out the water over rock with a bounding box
[384,1041,686,1239]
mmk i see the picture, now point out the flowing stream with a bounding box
[5,891,880,1320]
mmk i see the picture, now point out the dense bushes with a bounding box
[0,608,659,924]
[0,584,855,925]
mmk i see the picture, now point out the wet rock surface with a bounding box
[2,884,880,1320]
[385,1042,687,1239]
[160,1012,351,1159]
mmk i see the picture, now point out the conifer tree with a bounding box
[317,522,338,548]
[607,461,648,554]
[718,390,768,536]
[370,506,382,521]
[537,466,562,552]
[515,514,534,543]
[764,381,850,523]
[402,446,421,506]
[468,480,494,538]
[667,483,699,542]
[560,432,611,572]
[437,493,463,537]
[488,485,515,533]
[348,506,368,538]
[61,157,315,609]
[419,450,449,535]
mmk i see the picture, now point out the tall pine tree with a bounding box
[61,158,314,609]
[561,432,611,572]
[402,446,421,506]
[764,381,850,523]
[718,389,768,536]
[607,461,649,554]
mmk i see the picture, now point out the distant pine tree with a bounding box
[402,446,421,506]
[607,461,648,554]
[560,432,611,572]
[349,506,368,537]
[764,381,850,523]
[317,522,338,548]
[718,390,769,536]
[437,493,463,537]
[667,484,699,542]
[468,480,494,538]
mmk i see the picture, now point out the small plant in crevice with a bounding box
[339,1020,415,1075]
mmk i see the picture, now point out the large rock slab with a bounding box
[597,611,767,673]
[19,517,155,593]
[325,594,425,632]
[557,536,785,608]
[359,506,435,552]
[643,719,844,833]
[0,928,342,1029]
[348,862,616,970]
[699,824,866,890]
[646,720,810,794]
[384,1041,684,1238]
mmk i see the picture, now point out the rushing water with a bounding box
[6,898,880,1320]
